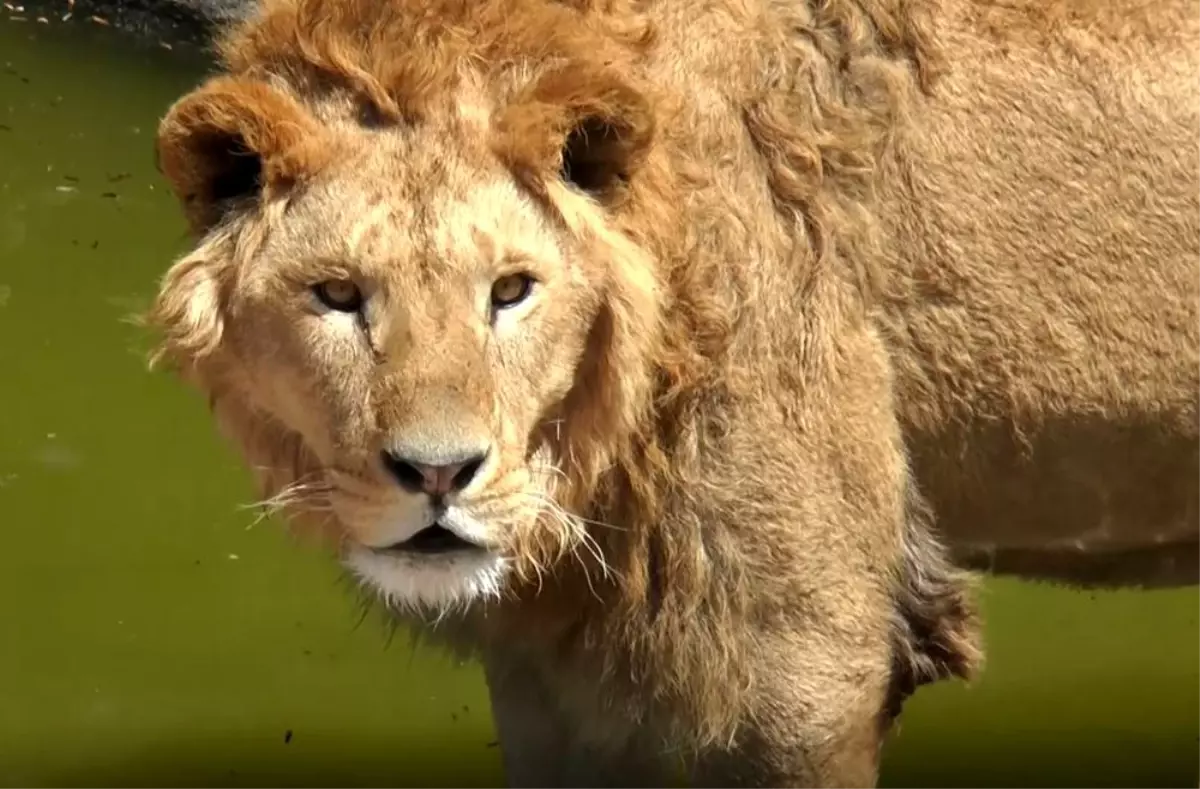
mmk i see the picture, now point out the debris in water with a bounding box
[35,443,81,470]
[228,553,239,560]
[54,185,76,193]
[0,124,11,132]
[100,191,117,199]
[283,730,293,744]
[88,14,107,25]
[35,15,46,23]
[159,41,173,51]
[106,172,130,183]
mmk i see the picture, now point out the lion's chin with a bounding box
[344,543,509,614]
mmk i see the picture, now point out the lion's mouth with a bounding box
[378,523,485,556]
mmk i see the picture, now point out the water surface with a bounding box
[0,16,1196,788]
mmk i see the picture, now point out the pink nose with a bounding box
[381,450,488,496]
[411,460,475,496]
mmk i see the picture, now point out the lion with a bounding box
[144,0,1199,784]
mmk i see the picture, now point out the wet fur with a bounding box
[147,0,1197,785]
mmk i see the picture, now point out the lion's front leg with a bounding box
[686,647,891,788]
[482,653,675,788]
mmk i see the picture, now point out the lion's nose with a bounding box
[381,447,489,497]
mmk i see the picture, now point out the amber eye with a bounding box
[313,279,363,312]
[490,273,535,310]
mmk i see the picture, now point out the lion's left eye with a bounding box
[490,273,535,309]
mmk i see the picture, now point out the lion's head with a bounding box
[148,0,689,614]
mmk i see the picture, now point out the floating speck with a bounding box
[228,553,239,560]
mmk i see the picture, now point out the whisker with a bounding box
[516,491,611,596]
[521,491,626,533]
[236,473,340,530]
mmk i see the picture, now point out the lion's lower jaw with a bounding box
[344,546,510,615]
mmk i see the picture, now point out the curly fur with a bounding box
[146,0,1197,784]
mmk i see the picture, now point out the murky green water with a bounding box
[0,17,1196,789]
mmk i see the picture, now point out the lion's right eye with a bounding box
[313,279,363,312]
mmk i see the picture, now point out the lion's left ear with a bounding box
[557,87,654,201]
[494,67,656,203]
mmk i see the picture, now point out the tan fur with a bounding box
[146,0,1198,785]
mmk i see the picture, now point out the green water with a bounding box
[0,17,1196,788]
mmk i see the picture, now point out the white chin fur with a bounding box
[345,546,509,614]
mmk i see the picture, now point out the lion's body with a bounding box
[148,0,1199,785]
[877,0,1200,586]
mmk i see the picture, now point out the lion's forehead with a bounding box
[267,164,565,285]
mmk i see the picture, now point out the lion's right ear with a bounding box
[155,76,331,235]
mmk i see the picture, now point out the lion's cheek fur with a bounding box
[545,184,667,506]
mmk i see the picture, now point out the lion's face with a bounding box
[239,148,604,609]
[150,66,666,613]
